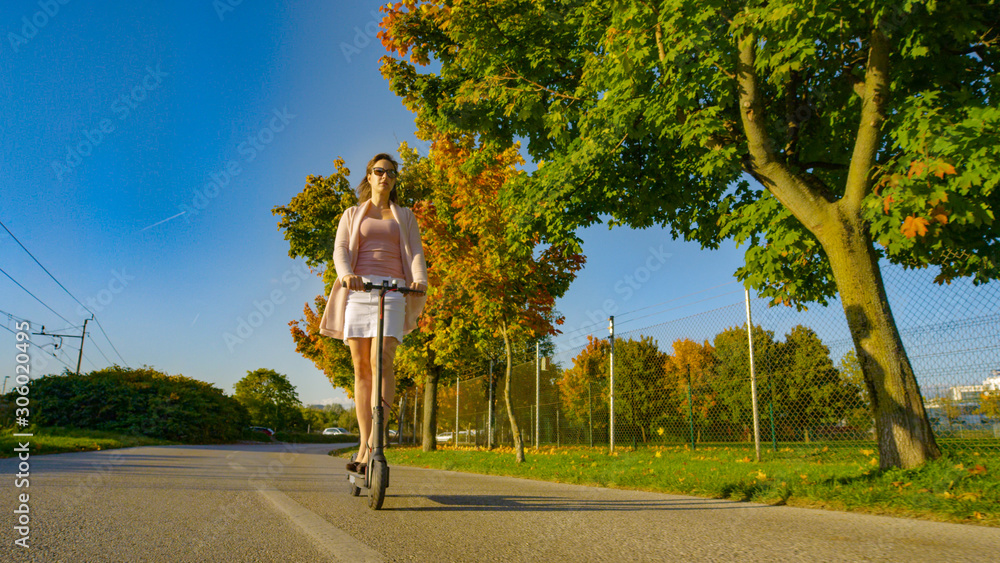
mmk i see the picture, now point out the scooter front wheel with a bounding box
[367,460,389,510]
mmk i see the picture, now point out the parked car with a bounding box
[322,427,349,435]
[435,430,475,443]
[249,426,275,436]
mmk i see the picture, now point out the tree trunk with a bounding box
[422,363,440,452]
[819,211,941,469]
[737,30,940,469]
[501,321,526,463]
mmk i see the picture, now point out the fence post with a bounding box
[609,315,616,454]
[687,365,695,450]
[535,341,540,449]
[556,409,560,447]
[588,381,593,448]
[745,289,762,462]
[488,360,494,449]
[769,377,777,451]
[455,375,460,447]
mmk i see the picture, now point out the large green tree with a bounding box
[711,324,779,440]
[613,335,669,443]
[379,0,1000,468]
[772,325,867,440]
[233,368,306,432]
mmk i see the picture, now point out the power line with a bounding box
[0,265,75,326]
[0,219,89,310]
[614,281,740,322]
[0,321,79,374]
[550,281,744,348]
[91,317,128,367]
[0,219,129,367]
[616,289,745,328]
[0,307,30,324]
[87,338,115,366]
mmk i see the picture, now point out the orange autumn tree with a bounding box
[558,336,611,442]
[664,339,719,443]
[413,133,585,463]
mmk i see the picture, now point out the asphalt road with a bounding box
[2,442,999,562]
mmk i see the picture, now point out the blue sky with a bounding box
[0,1,755,407]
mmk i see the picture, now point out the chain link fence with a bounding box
[395,262,999,452]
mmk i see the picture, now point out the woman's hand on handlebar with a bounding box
[341,274,364,291]
[409,281,426,294]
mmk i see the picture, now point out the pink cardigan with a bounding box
[319,200,428,341]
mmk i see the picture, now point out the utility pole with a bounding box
[36,315,91,375]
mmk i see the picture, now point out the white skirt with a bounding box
[343,275,406,341]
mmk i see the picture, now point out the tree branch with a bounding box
[637,0,667,63]
[736,34,831,232]
[842,28,890,212]
[499,66,583,102]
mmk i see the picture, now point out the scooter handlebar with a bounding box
[341,278,424,295]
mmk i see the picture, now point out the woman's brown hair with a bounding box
[357,152,399,203]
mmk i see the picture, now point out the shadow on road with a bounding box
[389,494,769,512]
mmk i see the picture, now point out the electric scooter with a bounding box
[346,279,423,510]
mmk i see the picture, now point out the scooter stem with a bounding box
[370,280,388,464]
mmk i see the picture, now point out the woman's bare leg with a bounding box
[348,337,373,464]
[370,337,400,437]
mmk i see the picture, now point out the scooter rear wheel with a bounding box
[367,460,388,510]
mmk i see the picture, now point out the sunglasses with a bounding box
[371,167,398,179]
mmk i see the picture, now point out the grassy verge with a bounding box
[333,444,999,526]
[0,426,177,457]
[0,426,361,458]
[273,431,359,444]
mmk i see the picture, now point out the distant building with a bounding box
[984,375,1000,392]
[950,385,985,401]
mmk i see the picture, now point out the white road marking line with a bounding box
[257,488,383,563]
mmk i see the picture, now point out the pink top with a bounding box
[354,215,405,279]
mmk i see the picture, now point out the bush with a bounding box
[6,366,250,443]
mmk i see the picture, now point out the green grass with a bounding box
[333,443,1000,526]
[273,431,360,444]
[0,426,359,457]
[0,426,178,457]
